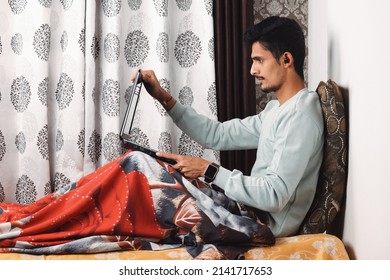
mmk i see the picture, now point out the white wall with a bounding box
[309,0,390,259]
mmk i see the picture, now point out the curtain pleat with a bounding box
[0,1,217,203]
[213,0,256,175]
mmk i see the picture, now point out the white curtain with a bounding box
[0,0,217,204]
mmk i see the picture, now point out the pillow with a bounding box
[299,80,348,234]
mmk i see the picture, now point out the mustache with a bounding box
[255,76,265,81]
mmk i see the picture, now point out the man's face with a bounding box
[250,42,285,93]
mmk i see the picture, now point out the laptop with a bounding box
[120,69,177,165]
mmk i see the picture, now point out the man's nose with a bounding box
[250,64,258,76]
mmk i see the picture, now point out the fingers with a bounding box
[156,151,179,166]
[130,69,140,84]
[130,69,150,83]
[131,70,165,101]
[133,69,154,83]
[156,153,208,180]
[156,151,177,160]
[157,151,184,172]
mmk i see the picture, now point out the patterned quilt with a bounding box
[0,151,275,259]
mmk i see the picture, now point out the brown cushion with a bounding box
[299,80,348,234]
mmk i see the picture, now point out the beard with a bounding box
[258,78,281,94]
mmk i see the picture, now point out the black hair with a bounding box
[244,16,305,80]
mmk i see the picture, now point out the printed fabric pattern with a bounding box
[0,151,274,259]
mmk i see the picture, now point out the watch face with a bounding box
[206,164,218,177]
[205,163,219,183]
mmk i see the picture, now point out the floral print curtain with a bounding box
[0,0,217,204]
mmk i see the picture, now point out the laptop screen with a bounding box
[120,70,142,138]
[119,70,177,165]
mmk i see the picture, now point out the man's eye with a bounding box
[255,57,263,63]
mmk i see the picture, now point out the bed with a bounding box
[0,80,348,260]
[0,233,349,260]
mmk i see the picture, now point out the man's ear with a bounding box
[283,54,290,64]
[281,52,293,66]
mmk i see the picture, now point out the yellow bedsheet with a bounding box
[0,234,349,260]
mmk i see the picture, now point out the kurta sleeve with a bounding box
[168,102,261,151]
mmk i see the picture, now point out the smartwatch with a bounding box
[204,162,220,183]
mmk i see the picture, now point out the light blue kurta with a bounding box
[168,88,324,237]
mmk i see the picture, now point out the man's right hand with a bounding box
[130,70,166,101]
[133,70,177,111]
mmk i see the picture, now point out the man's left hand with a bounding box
[156,152,210,179]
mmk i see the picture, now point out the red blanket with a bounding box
[0,151,274,259]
